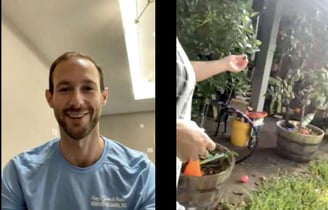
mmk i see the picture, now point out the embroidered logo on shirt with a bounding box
[90,195,127,208]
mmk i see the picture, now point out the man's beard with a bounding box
[54,108,100,140]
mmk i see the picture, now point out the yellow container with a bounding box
[230,118,250,147]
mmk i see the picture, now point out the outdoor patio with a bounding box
[203,116,328,207]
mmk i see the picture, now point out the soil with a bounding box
[281,124,322,135]
[200,159,230,175]
[181,150,234,176]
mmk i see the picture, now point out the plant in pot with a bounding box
[270,0,328,162]
[276,68,328,162]
[177,144,237,209]
[267,0,328,117]
[177,0,261,128]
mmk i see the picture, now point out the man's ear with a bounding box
[101,87,108,106]
[45,90,54,108]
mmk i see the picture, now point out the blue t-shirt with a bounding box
[2,137,155,210]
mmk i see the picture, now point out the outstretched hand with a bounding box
[177,119,216,162]
[223,54,249,73]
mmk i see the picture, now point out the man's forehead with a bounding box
[53,59,99,80]
[57,57,95,68]
[54,57,98,75]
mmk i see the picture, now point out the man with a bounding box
[2,52,155,210]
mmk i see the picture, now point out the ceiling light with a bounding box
[119,0,155,100]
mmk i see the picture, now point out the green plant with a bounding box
[218,159,328,210]
[274,68,327,133]
[200,150,238,176]
[267,0,328,133]
[247,175,328,209]
[293,68,328,131]
[273,0,328,78]
[267,68,328,133]
[266,75,295,115]
[177,0,261,124]
[309,159,328,185]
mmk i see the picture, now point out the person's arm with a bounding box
[191,54,249,82]
[137,159,155,210]
[2,161,27,210]
[176,119,216,162]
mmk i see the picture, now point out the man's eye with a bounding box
[58,88,69,92]
[83,86,94,91]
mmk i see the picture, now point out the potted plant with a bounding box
[266,0,328,162]
[177,144,236,209]
[266,0,328,118]
[177,0,261,126]
[276,68,328,162]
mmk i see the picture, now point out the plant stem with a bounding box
[300,104,306,133]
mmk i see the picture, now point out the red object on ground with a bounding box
[240,175,249,183]
[301,128,309,135]
[183,159,202,176]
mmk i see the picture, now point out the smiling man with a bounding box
[2,52,155,210]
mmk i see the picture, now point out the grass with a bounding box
[220,159,328,210]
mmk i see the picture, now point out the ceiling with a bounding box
[2,0,155,116]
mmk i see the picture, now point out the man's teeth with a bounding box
[68,113,87,118]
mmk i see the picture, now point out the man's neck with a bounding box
[59,132,105,167]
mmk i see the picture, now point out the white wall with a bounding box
[1,20,58,167]
[100,112,155,163]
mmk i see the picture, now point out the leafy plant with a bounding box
[266,75,295,115]
[267,68,328,133]
[177,0,261,124]
[266,0,328,133]
[293,68,328,132]
[247,175,328,209]
[273,0,328,78]
[200,150,238,176]
[218,159,328,209]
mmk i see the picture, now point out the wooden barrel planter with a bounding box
[276,120,325,162]
[177,144,235,210]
